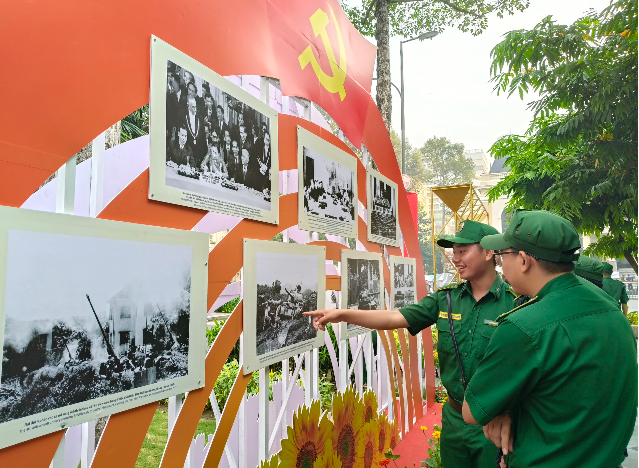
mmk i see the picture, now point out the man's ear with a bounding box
[520,251,532,273]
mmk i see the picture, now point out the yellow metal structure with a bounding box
[430,184,488,290]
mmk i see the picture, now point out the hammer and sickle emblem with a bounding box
[298,5,347,101]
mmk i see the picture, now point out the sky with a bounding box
[366,0,611,157]
[256,251,318,291]
[3,230,192,321]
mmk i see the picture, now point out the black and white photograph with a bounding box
[340,250,384,340]
[149,36,279,224]
[367,169,399,247]
[0,206,208,449]
[390,256,417,310]
[297,127,358,238]
[242,240,325,373]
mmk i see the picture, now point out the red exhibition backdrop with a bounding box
[0,0,436,465]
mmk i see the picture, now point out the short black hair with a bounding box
[536,258,575,274]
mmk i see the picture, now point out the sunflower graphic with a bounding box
[331,386,365,468]
[376,412,391,455]
[353,421,380,468]
[388,417,400,450]
[313,439,342,468]
[280,400,333,468]
[260,454,280,468]
[362,390,378,423]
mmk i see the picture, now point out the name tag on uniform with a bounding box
[439,311,461,320]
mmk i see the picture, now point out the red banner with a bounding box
[266,0,377,148]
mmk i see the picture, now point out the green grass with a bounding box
[135,405,217,468]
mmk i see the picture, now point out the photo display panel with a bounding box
[0,206,209,449]
[366,168,399,247]
[242,240,326,374]
[297,126,358,238]
[339,250,385,340]
[149,36,279,224]
[389,256,417,310]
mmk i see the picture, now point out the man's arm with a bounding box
[304,308,409,331]
[622,303,629,316]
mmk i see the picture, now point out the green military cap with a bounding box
[602,262,614,274]
[436,220,499,248]
[573,255,604,282]
[480,209,581,262]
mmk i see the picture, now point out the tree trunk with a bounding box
[623,249,638,274]
[375,0,392,133]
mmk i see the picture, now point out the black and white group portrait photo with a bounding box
[340,251,384,339]
[0,207,208,447]
[367,170,399,246]
[242,240,325,373]
[149,37,278,224]
[297,127,358,238]
[390,256,417,310]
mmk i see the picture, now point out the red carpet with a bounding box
[392,403,443,467]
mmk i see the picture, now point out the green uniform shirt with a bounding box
[399,275,520,403]
[465,273,638,468]
[603,277,629,308]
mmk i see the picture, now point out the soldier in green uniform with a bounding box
[602,262,630,316]
[305,220,525,468]
[573,254,604,288]
[462,209,637,468]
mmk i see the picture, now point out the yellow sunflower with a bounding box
[376,412,391,456]
[280,400,333,468]
[260,454,280,468]
[362,390,378,423]
[313,439,342,468]
[331,386,365,468]
[354,421,380,468]
[388,417,400,450]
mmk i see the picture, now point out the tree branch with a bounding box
[361,0,377,28]
[390,0,484,19]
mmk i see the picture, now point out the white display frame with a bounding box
[339,249,385,340]
[0,205,209,450]
[149,35,279,224]
[389,255,418,310]
[242,239,325,374]
[366,168,399,247]
[297,126,358,238]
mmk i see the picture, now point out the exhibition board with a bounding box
[367,168,400,247]
[389,256,418,310]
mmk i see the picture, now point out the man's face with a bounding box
[183,71,194,85]
[224,130,231,145]
[239,126,247,143]
[238,114,244,126]
[187,99,197,115]
[241,149,250,165]
[178,129,187,147]
[499,248,524,292]
[232,141,239,155]
[211,130,219,144]
[262,123,267,135]
[204,96,213,109]
[187,83,197,98]
[264,133,270,148]
[217,108,223,121]
[452,243,494,282]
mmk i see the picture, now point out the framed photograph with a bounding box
[0,206,208,449]
[242,240,325,374]
[390,256,417,310]
[367,169,399,247]
[297,127,357,238]
[340,250,384,340]
[149,36,279,224]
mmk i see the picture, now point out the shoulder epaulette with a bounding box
[497,296,539,322]
[437,282,463,292]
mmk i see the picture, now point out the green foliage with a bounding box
[216,297,240,314]
[121,104,149,143]
[342,0,530,39]
[487,0,638,271]
[419,136,475,187]
[421,424,442,468]
[628,311,638,325]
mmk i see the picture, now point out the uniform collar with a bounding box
[460,274,503,301]
[535,272,581,301]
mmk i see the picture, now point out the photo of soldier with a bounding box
[393,262,415,308]
[346,258,381,330]
[369,172,397,243]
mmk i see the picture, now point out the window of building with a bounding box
[120,306,131,318]
[119,331,130,346]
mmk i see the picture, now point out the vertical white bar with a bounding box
[376,332,383,411]
[417,333,424,398]
[280,357,289,439]
[89,132,105,217]
[304,351,312,406]
[365,333,373,392]
[303,101,311,121]
[56,155,77,215]
[168,394,183,435]
[355,335,363,395]
[239,332,246,468]
[258,366,270,461]
[80,420,95,468]
[312,348,319,400]
[338,337,348,392]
